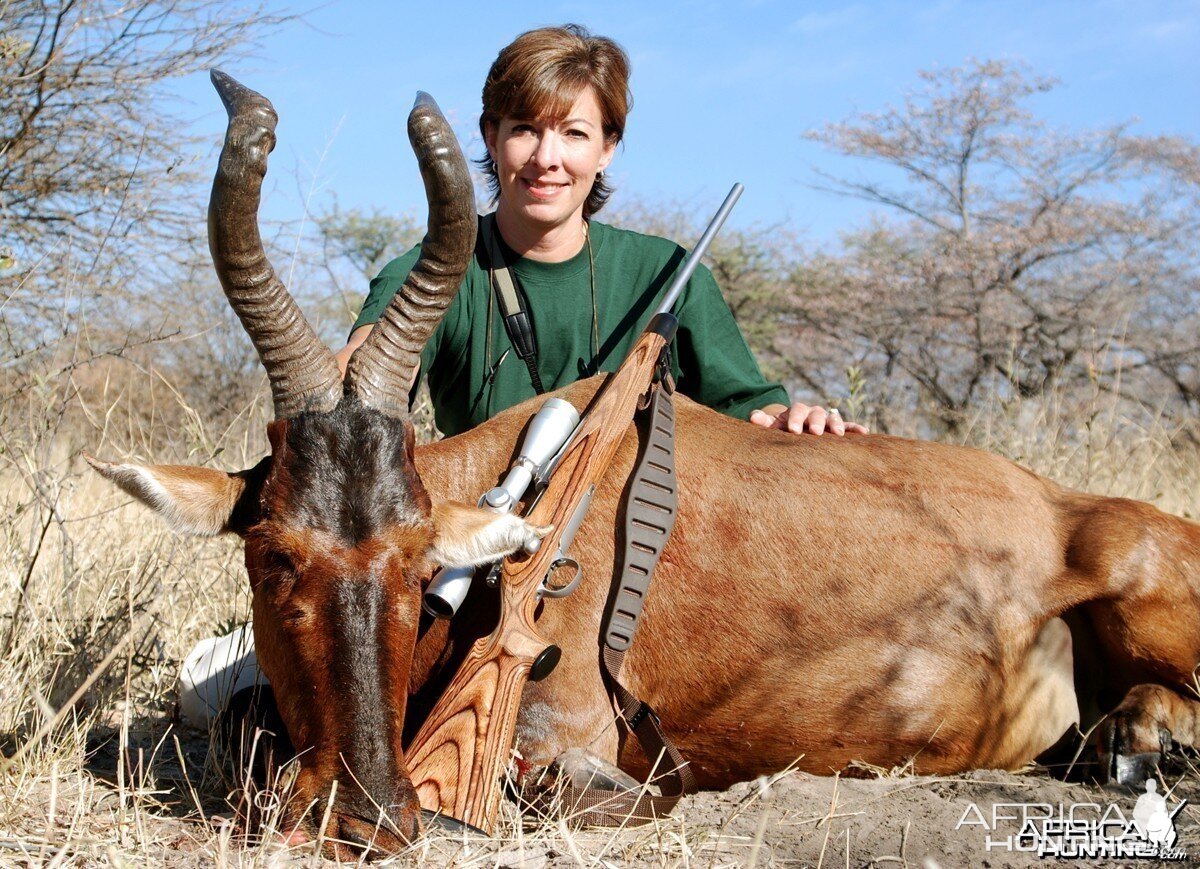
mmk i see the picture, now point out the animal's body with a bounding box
[410,378,1200,788]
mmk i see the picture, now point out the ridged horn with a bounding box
[208,69,342,419]
[344,92,477,416]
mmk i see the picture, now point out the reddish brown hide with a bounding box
[248,410,433,850]
[408,378,1200,789]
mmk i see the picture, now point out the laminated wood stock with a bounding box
[405,324,671,833]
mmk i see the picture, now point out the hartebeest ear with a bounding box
[83,453,267,537]
[429,500,553,569]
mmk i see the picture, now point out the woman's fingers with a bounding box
[791,403,824,435]
[750,408,787,429]
[750,404,869,436]
[785,403,835,435]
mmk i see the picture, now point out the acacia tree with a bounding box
[796,60,1200,434]
[1,0,288,342]
[0,0,308,495]
[314,203,423,329]
[1,0,288,259]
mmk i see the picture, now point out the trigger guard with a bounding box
[539,556,582,599]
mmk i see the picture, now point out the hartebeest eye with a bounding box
[264,549,297,579]
[245,537,303,592]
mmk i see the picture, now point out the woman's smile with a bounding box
[521,177,569,200]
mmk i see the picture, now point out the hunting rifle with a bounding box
[406,184,745,833]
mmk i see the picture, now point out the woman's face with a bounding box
[486,86,616,232]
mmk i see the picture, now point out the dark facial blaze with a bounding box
[245,398,434,850]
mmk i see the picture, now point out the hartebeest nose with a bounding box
[328,794,421,858]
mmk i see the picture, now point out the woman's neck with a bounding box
[494,203,587,263]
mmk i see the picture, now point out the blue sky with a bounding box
[172,0,1199,244]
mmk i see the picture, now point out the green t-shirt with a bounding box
[352,219,789,437]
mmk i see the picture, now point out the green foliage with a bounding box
[843,365,870,425]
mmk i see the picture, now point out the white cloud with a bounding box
[792,5,866,34]
[1136,17,1196,43]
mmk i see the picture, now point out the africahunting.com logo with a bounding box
[955,779,1188,860]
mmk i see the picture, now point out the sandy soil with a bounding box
[441,768,1200,868]
[21,725,1196,867]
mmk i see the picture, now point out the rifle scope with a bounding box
[422,397,580,619]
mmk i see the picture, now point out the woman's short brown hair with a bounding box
[479,24,631,218]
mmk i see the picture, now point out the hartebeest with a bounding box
[88,73,1200,855]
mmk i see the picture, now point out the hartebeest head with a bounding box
[87,72,548,852]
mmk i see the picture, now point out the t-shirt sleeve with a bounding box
[352,245,421,331]
[672,263,790,421]
[350,244,465,401]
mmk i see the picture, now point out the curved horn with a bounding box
[344,92,477,416]
[208,70,342,419]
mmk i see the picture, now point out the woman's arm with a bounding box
[672,264,867,437]
[336,324,374,376]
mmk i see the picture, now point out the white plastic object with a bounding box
[177,623,265,727]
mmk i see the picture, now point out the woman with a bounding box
[335,24,866,438]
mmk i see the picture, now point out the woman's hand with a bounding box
[749,402,869,436]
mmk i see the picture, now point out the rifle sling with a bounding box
[481,212,546,395]
[527,381,697,826]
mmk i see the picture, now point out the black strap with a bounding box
[481,213,545,394]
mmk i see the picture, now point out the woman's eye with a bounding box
[567,129,589,140]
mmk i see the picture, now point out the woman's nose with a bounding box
[530,131,561,169]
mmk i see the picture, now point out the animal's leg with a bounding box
[1065,505,1200,782]
[975,616,1080,769]
[515,673,635,794]
[514,648,622,770]
[1066,502,1200,703]
[1098,683,1200,785]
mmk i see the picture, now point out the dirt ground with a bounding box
[11,720,1198,867]
[636,768,1200,868]
[416,766,1200,868]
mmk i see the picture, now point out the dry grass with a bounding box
[3,349,1200,866]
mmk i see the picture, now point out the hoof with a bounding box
[548,748,639,793]
[419,808,487,837]
[1099,712,1170,784]
[1112,751,1161,786]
